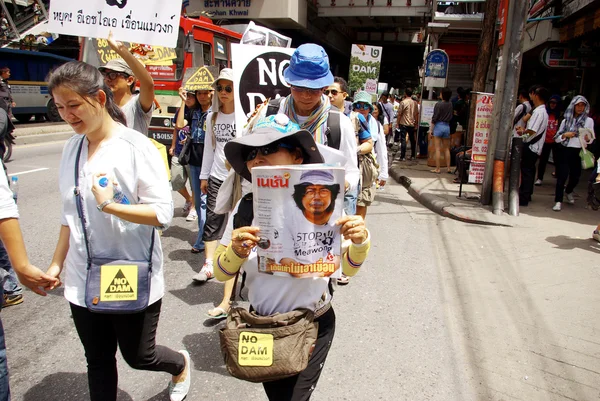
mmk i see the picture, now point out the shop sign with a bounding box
[349,44,383,94]
[540,47,578,68]
[468,92,494,184]
[424,49,449,88]
[189,0,252,18]
[498,0,509,46]
[231,44,295,133]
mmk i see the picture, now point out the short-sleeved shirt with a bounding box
[121,94,154,135]
[355,113,372,142]
[58,125,173,307]
[524,104,548,155]
[432,101,453,124]
[513,102,532,136]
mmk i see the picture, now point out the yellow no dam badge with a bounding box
[100,265,138,302]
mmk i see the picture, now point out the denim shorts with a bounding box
[433,121,450,139]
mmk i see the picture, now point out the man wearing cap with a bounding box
[98,32,155,135]
[256,44,359,204]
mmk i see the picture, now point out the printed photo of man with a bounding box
[292,170,341,225]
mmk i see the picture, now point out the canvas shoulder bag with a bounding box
[74,137,154,314]
[218,193,321,383]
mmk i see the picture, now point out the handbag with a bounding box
[218,195,320,383]
[214,168,243,215]
[177,131,192,166]
[580,147,595,170]
[74,138,154,314]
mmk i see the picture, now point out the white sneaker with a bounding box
[169,350,191,401]
[185,208,198,222]
[565,192,575,204]
[552,202,562,211]
[534,179,542,186]
[192,263,214,282]
[182,201,193,216]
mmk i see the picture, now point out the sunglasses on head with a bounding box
[216,85,233,93]
[101,71,129,81]
[291,86,324,95]
[244,142,294,162]
[354,103,371,110]
[324,89,339,96]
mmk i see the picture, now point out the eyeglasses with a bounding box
[324,89,339,96]
[304,188,331,198]
[101,71,129,81]
[354,103,371,110]
[244,142,294,162]
[291,86,324,95]
[216,85,233,93]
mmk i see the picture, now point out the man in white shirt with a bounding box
[516,85,549,206]
[99,33,155,135]
[513,89,532,135]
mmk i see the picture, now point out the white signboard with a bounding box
[468,92,494,184]
[419,100,438,127]
[47,0,181,48]
[232,44,295,134]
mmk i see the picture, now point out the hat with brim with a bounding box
[283,44,334,89]
[225,127,324,182]
[98,58,134,77]
[352,91,373,111]
[211,68,234,89]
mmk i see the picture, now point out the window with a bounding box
[193,41,212,67]
[214,36,228,69]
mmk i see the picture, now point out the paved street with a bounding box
[2,140,599,401]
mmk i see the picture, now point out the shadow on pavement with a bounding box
[162,225,196,244]
[182,332,229,377]
[169,282,226,307]
[545,235,600,253]
[22,372,133,401]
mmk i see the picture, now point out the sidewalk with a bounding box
[388,154,598,228]
[12,122,74,146]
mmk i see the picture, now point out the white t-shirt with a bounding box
[373,120,389,181]
[121,94,153,135]
[220,200,331,316]
[513,101,532,137]
[524,104,549,155]
[555,117,595,149]
[200,111,237,182]
[281,206,340,265]
[58,126,173,307]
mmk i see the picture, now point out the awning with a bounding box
[3,0,29,7]
[560,7,600,42]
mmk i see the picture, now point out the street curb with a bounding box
[14,131,75,146]
[389,165,513,227]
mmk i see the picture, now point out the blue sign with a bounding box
[425,50,449,79]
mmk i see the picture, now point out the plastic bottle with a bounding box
[10,176,18,204]
[98,177,137,229]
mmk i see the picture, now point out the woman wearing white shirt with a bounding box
[552,96,594,211]
[372,102,389,189]
[45,61,190,401]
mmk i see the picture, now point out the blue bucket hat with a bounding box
[283,44,334,89]
[352,91,373,111]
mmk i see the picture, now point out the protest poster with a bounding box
[231,44,295,133]
[253,165,344,279]
[468,92,494,184]
[348,44,382,94]
[47,0,181,48]
[182,66,219,92]
[240,21,292,48]
[424,50,449,88]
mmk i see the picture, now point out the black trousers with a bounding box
[537,142,555,181]
[519,146,539,205]
[395,125,416,159]
[554,145,582,203]
[70,300,185,401]
[202,176,227,242]
[262,307,336,401]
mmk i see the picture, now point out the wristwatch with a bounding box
[97,199,114,212]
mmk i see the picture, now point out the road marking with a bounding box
[8,168,49,176]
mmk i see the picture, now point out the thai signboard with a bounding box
[348,44,383,94]
[468,92,494,184]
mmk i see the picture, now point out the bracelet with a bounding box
[97,199,114,212]
[231,244,249,259]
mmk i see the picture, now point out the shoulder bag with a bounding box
[74,137,154,314]
[218,194,322,383]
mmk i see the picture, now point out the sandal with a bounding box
[337,274,350,285]
[207,307,229,319]
[430,170,441,174]
[191,247,204,254]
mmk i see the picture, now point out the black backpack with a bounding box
[266,98,342,150]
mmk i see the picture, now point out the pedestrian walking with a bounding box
[372,102,389,190]
[395,87,419,160]
[46,61,190,401]
[98,32,154,135]
[430,88,453,174]
[516,85,549,206]
[351,91,376,220]
[552,95,594,211]
[536,94,561,186]
[216,114,371,400]
[0,67,14,117]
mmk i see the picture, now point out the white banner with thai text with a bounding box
[468,92,494,184]
[47,0,181,48]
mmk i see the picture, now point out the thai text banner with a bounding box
[47,0,181,48]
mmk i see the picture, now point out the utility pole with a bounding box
[481,0,530,208]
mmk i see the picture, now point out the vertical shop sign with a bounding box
[424,50,449,88]
[468,93,494,184]
[498,0,509,46]
[348,44,383,94]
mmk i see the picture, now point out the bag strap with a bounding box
[74,137,155,267]
[229,193,254,305]
[325,111,341,150]
[266,97,284,116]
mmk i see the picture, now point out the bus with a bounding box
[80,15,242,145]
[0,48,73,123]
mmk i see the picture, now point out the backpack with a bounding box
[513,102,531,128]
[266,98,342,150]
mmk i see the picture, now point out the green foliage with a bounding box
[348,56,380,92]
